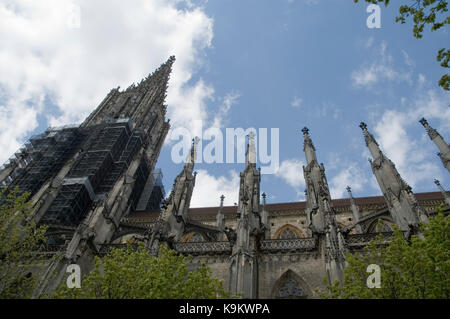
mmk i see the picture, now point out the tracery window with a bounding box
[279,229,298,239]
[275,271,307,299]
[182,232,204,242]
[278,279,304,298]
[190,233,204,242]
[368,219,394,233]
[274,224,302,239]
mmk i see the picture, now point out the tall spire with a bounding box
[346,186,362,233]
[302,127,317,164]
[303,127,331,233]
[82,56,175,133]
[246,131,257,166]
[359,122,427,232]
[149,135,199,248]
[434,179,450,207]
[216,194,225,230]
[260,192,270,238]
[229,132,263,298]
[301,127,345,284]
[185,137,200,173]
[359,122,382,160]
[420,118,450,172]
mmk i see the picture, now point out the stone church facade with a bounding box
[1,57,449,298]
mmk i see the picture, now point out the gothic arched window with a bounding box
[279,278,304,298]
[182,232,204,242]
[368,219,394,233]
[190,233,204,242]
[274,224,303,239]
[273,270,307,299]
[279,229,298,239]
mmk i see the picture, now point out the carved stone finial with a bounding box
[220,194,225,201]
[434,179,441,186]
[419,118,428,126]
[302,127,309,135]
[359,122,367,130]
[261,192,266,199]
[346,186,352,193]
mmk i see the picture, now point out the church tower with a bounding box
[0,57,175,294]
[419,118,450,173]
[301,128,345,284]
[148,137,199,255]
[229,132,265,298]
[359,122,428,234]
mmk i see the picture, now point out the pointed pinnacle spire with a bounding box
[185,136,200,170]
[346,186,352,196]
[360,122,382,159]
[434,179,450,206]
[420,118,450,172]
[346,186,361,223]
[302,127,317,164]
[138,55,175,91]
[216,194,225,229]
[262,192,267,206]
[419,118,439,140]
[245,131,257,165]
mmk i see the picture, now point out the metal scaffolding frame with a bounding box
[39,120,146,227]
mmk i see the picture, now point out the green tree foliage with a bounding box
[55,243,234,299]
[354,0,449,90]
[0,187,47,298]
[322,209,450,298]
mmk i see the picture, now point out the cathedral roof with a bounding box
[127,191,448,220]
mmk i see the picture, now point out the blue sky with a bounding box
[0,0,449,207]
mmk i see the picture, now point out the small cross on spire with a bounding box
[302,127,309,135]
[359,122,367,130]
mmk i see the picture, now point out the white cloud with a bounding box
[365,36,374,49]
[351,41,413,88]
[402,50,415,67]
[291,96,302,108]
[418,73,426,87]
[329,163,366,199]
[0,0,214,163]
[275,158,305,190]
[212,90,240,128]
[372,90,450,189]
[190,169,240,207]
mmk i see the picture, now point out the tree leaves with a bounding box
[0,187,48,298]
[321,208,450,299]
[55,243,234,299]
[354,0,449,90]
